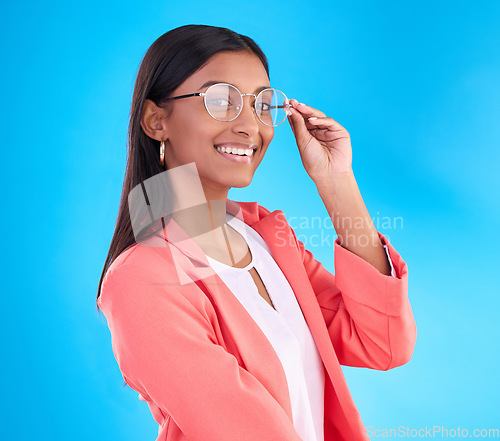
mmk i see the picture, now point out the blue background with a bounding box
[2,0,499,439]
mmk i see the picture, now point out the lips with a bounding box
[213,143,257,163]
[212,142,259,164]
[214,142,258,152]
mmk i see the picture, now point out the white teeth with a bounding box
[215,146,254,156]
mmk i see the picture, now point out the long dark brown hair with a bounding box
[96,25,270,312]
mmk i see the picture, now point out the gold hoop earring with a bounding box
[159,140,165,167]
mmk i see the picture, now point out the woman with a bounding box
[96,24,416,441]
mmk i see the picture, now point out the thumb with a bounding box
[287,106,312,147]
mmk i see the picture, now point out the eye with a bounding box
[207,98,230,107]
[256,101,272,112]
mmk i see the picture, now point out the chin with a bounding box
[218,176,252,189]
[230,172,255,188]
[214,169,254,189]
[230,180,252,188]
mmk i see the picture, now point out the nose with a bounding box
[231,94,260,136]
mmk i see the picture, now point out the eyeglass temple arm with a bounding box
[163,93,204,102]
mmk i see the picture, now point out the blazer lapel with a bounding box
[153,199,357,422]
[249,209,359,418]
[154,202,295,422]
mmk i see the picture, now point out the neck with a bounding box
[170,199,227,235]
[169,178,231,245]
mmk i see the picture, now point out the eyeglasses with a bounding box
[162,82,290,127]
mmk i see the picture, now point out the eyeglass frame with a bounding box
[160,82,291,127]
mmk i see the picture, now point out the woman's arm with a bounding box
[286,99,392,275]
[289,223,416,370]
[314,171,392,275]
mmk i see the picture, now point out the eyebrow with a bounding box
[198,80,270,94]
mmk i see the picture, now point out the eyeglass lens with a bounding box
[204,84,288,127]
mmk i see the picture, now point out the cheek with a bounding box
[263,126,274,146]
[175,104,205,129]
[171,108,220,148]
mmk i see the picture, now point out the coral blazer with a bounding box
[99,199,417,441]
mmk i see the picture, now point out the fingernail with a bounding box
[308,117,317,120]
[285,109,292,116]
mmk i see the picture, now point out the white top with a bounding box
[206,213,326,441]
[205,214,396,441]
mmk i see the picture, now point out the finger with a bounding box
[289,99,326,118]
[288,100,321,131]
[287,111,296,137]
[288,99,327,137]
[307,116,347,132]
[287,106,313,145]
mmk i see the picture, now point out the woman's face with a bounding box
[161,50,274,193]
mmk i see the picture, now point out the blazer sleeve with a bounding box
[99,263,303,441]
[289,224,417,371]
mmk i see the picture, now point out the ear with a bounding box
[140,99,170,141]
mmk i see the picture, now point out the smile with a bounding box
[214,145,256,164]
